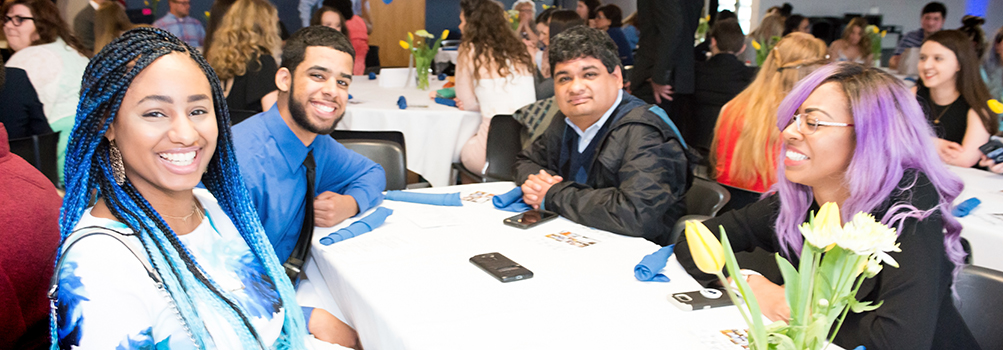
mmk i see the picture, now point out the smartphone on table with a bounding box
[503,209,558,229]
[668,288,738,311]
[469,252,533,283]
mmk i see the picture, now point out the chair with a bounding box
[331,130,406,155]
[8,131,60,186]
[669,177,731,245]
[452,115,525,183]
[364,45,381,75]
[955,265,1003,350]
[718,182,765,213]
[337,139,407,191]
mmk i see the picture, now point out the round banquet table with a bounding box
[339,77,481,187]
[949,166,1003,271]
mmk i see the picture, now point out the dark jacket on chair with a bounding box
[515,92,694,246]
[691,53,756,154]
[0,67,50,140]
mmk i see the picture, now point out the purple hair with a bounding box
[772,62,966,283]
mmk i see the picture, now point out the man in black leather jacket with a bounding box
[516,26,696,246]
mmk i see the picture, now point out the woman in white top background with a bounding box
[3,0,90,184]
[456,0,536,174]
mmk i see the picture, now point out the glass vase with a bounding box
[415,56,431,90]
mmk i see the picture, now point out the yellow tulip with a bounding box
[751,40,762,51]
[871,26,879,34]
[441,29,450,40]
[204,11,210,19]
[880,30,887,38]
[815,202,842,231]
[989,99,1003,114]
[408,32,414,41]
[684,221,726,275]
[399,40,410,50]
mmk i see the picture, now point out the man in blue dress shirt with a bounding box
[233,26,384,349]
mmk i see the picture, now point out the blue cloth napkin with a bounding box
[492,187,533,212]
[319,207,394,245]
[348,94,353,100]
[634,245,674,282]
[952,197,981,217]
[385,191,463,206]
[434,97,456,107]
[437,73,447,81]
[368,72,377,80]
[396,96,407,109]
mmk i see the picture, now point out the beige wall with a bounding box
[58,0,90,36]
[369,0,426,68]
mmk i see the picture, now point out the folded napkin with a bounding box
[434,97,456,107]
[492,187,533,212]
[634,245,674,282]
[368,72,377,80]
[397,96,407,109]
[952,197,981,217]
[385,191,463,206]
[319,207,394,246]
[438,73,447,81]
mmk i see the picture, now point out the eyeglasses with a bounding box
[788,113,854,135]
[3,15,34,27]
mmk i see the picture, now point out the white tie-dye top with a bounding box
[55,189,285,349]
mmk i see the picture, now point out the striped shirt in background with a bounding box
[893,29,926,56]
[153,13,206,48]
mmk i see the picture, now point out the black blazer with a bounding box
[0,67,50,140]
[691,54,756,152]
[630,0,703,95]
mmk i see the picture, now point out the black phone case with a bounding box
[502,210,558,229]
[979,139,1003,163]
[668,290,735,311]
[469,253,534,283]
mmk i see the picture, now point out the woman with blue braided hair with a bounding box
[51,27,342,349]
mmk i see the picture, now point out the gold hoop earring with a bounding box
[109,140,126,185]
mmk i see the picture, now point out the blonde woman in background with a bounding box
[740,13,785,66]
[206,0,281,124]
[711,32,828,193]
[94,2,140,53]
[828,17,873,65]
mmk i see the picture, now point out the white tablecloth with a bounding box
[306,183,767,350]
[949,166,1003,271]
[339,78,481,187]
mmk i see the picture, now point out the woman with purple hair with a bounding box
[676,62,980,350]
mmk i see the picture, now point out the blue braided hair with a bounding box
[54,27,308,349]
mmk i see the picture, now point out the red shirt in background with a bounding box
[712,104,777,193]
[0,122,62,349]
[345,15,369,75]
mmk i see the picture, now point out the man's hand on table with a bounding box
[521,170,563,209]
[314,191,359,227]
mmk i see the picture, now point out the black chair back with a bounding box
[684,177,730,217]
[331,130,406,155]
[338,139,407,191]
[8,131,60,186]
[483,115,524,181]
[956,265,1003,350]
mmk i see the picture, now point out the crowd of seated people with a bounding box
[4,0,1003,349]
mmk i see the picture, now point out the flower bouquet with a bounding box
[399,29,448,90]
[751,36,781,66]
[685,202,901,350]
[865,25,885,67]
